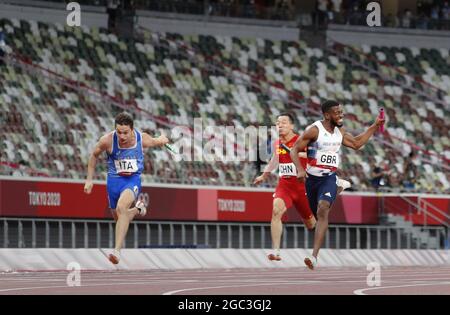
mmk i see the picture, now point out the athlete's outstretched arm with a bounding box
[253,153,279,185]
[341,116,385,150]
[254,142,308,185]
[142,133,169,149]
[290,126,318,182]
[84,135,110,194]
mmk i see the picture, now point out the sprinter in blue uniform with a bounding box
[84,112,169,264]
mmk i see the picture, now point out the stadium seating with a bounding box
[0,17,448,193]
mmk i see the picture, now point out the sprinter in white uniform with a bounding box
[290,100,385,270]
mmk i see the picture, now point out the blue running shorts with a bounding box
[106,174,141,209]
[305,172,337,215]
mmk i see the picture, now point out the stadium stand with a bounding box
[0,17,448,193]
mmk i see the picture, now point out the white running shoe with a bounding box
[337,177,351,191]
[108,249,120,265]
[135,200,147,216]
[304,255,318,270]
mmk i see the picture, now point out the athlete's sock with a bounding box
[275,248,281,257]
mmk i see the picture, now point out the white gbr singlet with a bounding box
[306,120,343,177]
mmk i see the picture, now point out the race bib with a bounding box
[279,163,297,177]
[316,151,339,168]
[114,159,138,175]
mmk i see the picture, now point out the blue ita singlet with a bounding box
[107,130,144,177]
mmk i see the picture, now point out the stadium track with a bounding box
[1,266,450,295]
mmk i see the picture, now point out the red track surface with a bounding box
[1,266,450,295]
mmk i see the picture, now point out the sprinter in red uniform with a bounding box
[254,113,315,261]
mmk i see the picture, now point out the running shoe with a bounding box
[337,178,351,191]
[108,250,120,265]
[304,255,318,270]
[268,253,282,261]
[135,200,147,216]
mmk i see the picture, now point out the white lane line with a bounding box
[2,270,450,284]
[162,281,321,295]
[2,276,450,295]
[2,277,450,290]
[3,267,450,278]
[0,280,198,293]
[353,281,450,295]
[3,272,449,284]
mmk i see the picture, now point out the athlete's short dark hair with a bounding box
[115,112,134,129]
[321,100,340,113]
[277,112,295,124]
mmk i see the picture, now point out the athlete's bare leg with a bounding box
[114,189,139,252]
[312,200,331,259]
[305,182,348,270]
[270,198,287,258]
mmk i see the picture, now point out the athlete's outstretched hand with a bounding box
[84,180,93,194]
[157,134,169,146]
[296,169,307,183]
[374,116,386,128]
[253,174,266,185]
